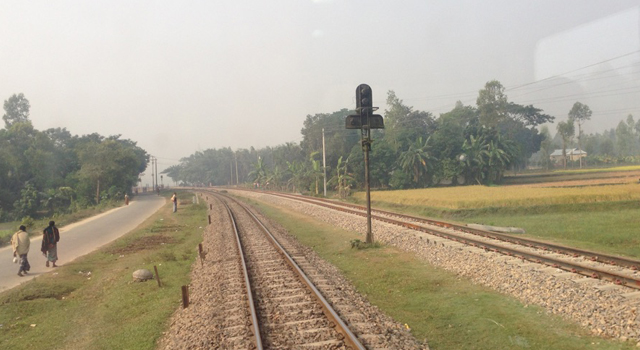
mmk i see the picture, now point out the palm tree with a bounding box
[462,134,488,185]
[482,140,510,184]
[286,160,304,193]
[328,156,354,198]
[399,137,437,187]
[308,152,323,195]
[266,166,284,191]
[248,156,267,187]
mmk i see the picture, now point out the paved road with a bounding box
[0,194,166,292]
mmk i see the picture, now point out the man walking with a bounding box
[11,225,30,276]
[41,221,60,267]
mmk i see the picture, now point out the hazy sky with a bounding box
[2,1,640,182]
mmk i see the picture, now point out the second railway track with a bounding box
[234,189,640,290]
[215,188,640,342]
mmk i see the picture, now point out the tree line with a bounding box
[0,93,148,222]
[165,80,638,193]
[530,108,640,169]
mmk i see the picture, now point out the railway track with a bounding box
[229,188,640,290]
[197,191,427,350]
[212,192,365,349]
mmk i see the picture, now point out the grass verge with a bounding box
[0,191,205,350]
[245,197,636,350]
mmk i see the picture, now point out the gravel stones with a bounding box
[158,193,430,350]
[233,190,640,344]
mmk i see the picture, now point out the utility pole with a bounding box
[151,156,155,193]
[154,156,159,195]
[235,151,239,185]
[322,128,327,197]
[345,84,384,244]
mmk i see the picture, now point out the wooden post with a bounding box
[208,215,211,224]
[154,265,162,287]
[210,204,212,210]
[198,243,204,267]
[181,285,189,308]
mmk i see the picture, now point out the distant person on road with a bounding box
[11,225,30,277]
[171,192,177,213]
[41,221,60,267]
[125,194,129,205]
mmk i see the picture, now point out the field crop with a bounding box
[354,183,640,209]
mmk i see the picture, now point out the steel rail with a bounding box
[213,191,367,350]
[257,190,640,271]
[234,189,640,290]
[217,195,263,350]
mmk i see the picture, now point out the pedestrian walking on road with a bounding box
[125,194,129,205]
[11,225,30,276]
[41,221,60,267]
[171,192,178,213]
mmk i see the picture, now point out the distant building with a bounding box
[550,148,587,164]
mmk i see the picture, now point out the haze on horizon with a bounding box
[2,0,640,184]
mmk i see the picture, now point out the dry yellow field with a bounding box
[355,183,640,209]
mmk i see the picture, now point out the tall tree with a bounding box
[556,120,575,169]
[476,81,508,128]
[383,91,435,151]
[2,93,30,128]
[538,126,553,170]
[568,102,592,167]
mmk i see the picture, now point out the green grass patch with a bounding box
[0,191,205,350]
[246,198,636,350]
[462,207,640,259]
[351,198,640,260]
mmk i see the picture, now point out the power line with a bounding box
[506,50,640,91]
[417,50,640,114]
[514,84,640,105]
[508,66,640,100]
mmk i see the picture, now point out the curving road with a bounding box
[0,194,166,292]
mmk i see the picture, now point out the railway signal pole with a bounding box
[345,84,384,244]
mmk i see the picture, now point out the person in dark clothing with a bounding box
[41,221,60,267]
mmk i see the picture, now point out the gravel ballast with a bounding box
[158,193,429,349]
[232,190,640,345]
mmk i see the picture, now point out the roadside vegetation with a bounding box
[0,191,204,350]
[0,93,148,225]
[247,198,637,350]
